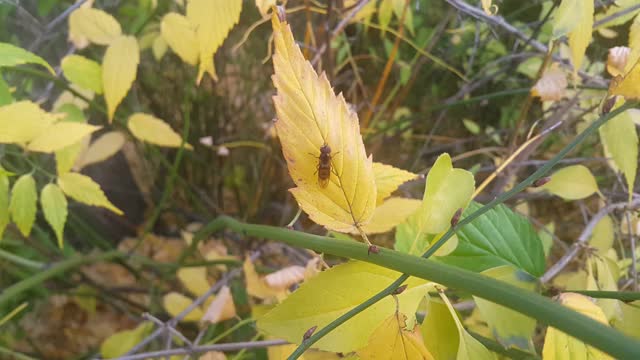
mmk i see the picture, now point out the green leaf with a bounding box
[0,73,12,106]
[473,266,537,351]
[40,184,68,248]
[257,261,431,353]
[100,322,153,358]
[9,174,37,237]
[61,55,103,94]
[0,173,9,238]
[0,42,54,74]
[599,109,638,202]
[56,103,86,123]
[438,201,546,277]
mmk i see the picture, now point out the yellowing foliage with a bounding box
[543,293,614,360]
[57,172,123,215]
[9,174,37,237]
[187,0,243,83]
[357,313,435,360]
[552,0,594,77]
[373,162,418,204]
[0,101,61,144]
[128,113,192,149]
[161,13,199,66]
[271,14,377,233]
[103,36,139,122]
[40,184,68,248]
[69,7,122,46]
[542,165,600,200]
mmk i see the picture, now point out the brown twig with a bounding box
[541,199,640,284]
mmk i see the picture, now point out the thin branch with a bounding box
[541,199,640,284]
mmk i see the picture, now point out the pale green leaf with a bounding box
[0,173,9,238]
[418,153,475,234]
[40,184,67,248]
[61,55,103,94]
[0,42,54,74]
[103,35,139,122]
[257,261,431,353]
[27,122,100,153]
[355,197,421,235]
[100,322,153,358]
[599,109,638,202]
[421,299,459,360]
[57,172,123,215]
[589,216,614,253]
[473,266,537,351]
[612,301,640,339]
[542,165,600,200]
[0,73,13,106]
[9,175,37,237]
[128,113,192,149]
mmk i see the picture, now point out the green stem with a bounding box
[563,290,640,302]
[202,216,640,359]
[198,216,640,359]
[0,249,45,269]
[290,100,638,357]
[0,345,38,360]
[0,251,123,307]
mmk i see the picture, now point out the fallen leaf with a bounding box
[202,286,237,324]
[264,265,306,290]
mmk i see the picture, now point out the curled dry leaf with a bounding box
[202,285,237,324]
[531,67,567,102]
[271,14,376,233]
[264,265,306,290]
[243,257,286,300]
[607,46,631,77]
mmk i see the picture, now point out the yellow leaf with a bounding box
[419,153,475,234]
[255,0,277,17]
[75,131,126,170]
[531,67,567,101]
[152,36,168,61]
[161,13,199,66]
[56,138,89,175]
[272,15,376,233]
[199,352,227,360]
[373,162,418,204]
[177,267,210,297]
[589,257,622,321]
[9,174,37,237]
[357,312,435,360]
[163,292,204,322]
[187,0,243,83]
[244,257,285,300]
[103,35,139,122]
[481,0,497,15]
[128,113,192,149]
[40,184,68,248]
[0,101,60,144]
[268,343,305,360]
[100,322,153,358]
[552,0,594,76]
[355,197,421,235]
[202,285,237,324]
[257,261,431,353]
[542,293,613,360]
[542,165,599,200]
[612,301,640,339]
[61,55,103,94]
[439,290,496,360]
[27,122,100,153]
[69,7,122,46]
[628,14,640,72]
[599,108,638,202]
[57,172,123,215]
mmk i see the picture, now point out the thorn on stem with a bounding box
[601,96,617,115]
[303,325,317,341]
[451,208,463,228]
[532,176,551,188]
[393,284,408,295]
[368,245,379,255]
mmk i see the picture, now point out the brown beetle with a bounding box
[316,143,332,188]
